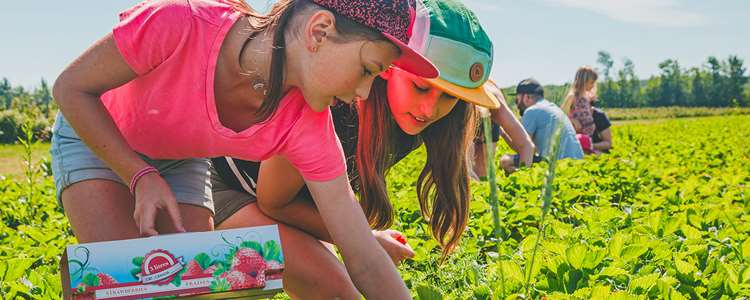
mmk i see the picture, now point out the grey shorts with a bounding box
[50,113,214,213]
[210,166,257,226]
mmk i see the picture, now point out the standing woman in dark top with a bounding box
[211,0,528,297]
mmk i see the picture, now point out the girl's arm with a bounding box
[486,82,535,166]
[593,128,612,152]
[255,156,329,240]
[53,34,184,235]
[306,176,411,299]
[561,94,573,114]
[256,156,414,262]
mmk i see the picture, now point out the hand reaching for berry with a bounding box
[373,229,414,266]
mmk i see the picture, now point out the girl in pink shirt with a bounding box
[52,0,436,297]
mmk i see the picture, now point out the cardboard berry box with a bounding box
[61,225,284,299]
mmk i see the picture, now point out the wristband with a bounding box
[129,166,159,195]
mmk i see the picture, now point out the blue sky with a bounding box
[1,0,748,89]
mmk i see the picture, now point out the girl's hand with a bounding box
[373,230,415,265]
[132,172,185,236]
[306,175,410,298]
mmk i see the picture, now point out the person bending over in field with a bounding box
[500,78,584,174]
[208,1,520,297]
[52,0,436,297]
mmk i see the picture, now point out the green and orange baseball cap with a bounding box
[407,0,499,108]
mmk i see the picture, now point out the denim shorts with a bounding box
[50,113,214,213]
[210,165,256,226]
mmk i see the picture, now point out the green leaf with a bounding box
[583,248,607,270]
[209,278,231,292]
[707,274,724,299]
[661,215,681,237]
[686,209,702,229]
[170,272,182,287]
[608,233,626,258]
[498,260,524,283]
[566,244,587,270]
[240,241,264,257]
[472,285,491,300]
[629,273,659,293]
[0,262,6,281]
[2,258,35,281]
[132,256,144,267]
[263,240,281,262]
[82,273,100,287]
[130,267,141,280]
[740,266,750,284]
[679,224,702,240]
[600,267,629,278]
[722,262,739,284]
[591,285,612,298]
[620,245,648,262]
[416,285,443,300]
[214,263,228,277]
[194,253,212,270]
[674,259,697,276]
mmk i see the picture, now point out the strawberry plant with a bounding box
[1,115,749,299]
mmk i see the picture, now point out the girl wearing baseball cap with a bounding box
[209,0,533,297]
[52,0,435,297]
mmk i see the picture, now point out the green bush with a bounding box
[0,110,53,144]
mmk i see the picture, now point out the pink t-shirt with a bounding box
[102,0,345,181]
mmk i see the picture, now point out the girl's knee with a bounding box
[284,269,359,300]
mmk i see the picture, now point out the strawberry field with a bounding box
[1,115,749,299]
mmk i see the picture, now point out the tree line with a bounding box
[1,53,749,143]
[592,51,749,108]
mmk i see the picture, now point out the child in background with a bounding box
[562,65,599,153]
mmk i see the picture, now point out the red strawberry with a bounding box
[203,265,218,275]
[183,260,204,277]
[220,270,256,289]
[394,234,407,245]
[96,273,118,286]
[251,269,266,287]
[231,248,267,276]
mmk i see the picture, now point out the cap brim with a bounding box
[383,33,439,79]
[425,77,501,109]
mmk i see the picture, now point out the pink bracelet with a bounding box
[129,166,159,195]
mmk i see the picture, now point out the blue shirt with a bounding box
[521,99,583,160]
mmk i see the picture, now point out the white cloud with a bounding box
[545,0,709,27]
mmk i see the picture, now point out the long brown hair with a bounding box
[227,0,388,123]
[357,77,476,256]
[563,65,599,113]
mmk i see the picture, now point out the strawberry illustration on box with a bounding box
[63,225,285,299]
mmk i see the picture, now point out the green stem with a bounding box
[524,122,563,298]
[482,116,505,298]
